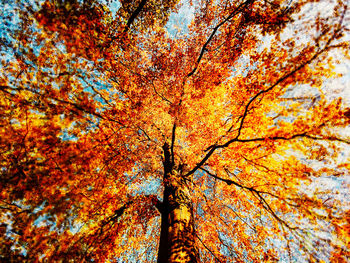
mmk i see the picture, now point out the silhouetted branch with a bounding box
[194,231,224,263]
[185,32,348,177]
[200,167,297,229]
[187,0,252,77]
[170,123,176,166]
[125,0,148,32]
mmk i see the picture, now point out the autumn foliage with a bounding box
[1,0,350,262]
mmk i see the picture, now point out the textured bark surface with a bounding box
[157,144,199,263]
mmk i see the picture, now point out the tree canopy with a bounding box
[1,0,350,262]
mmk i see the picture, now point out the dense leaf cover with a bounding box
[0,0,350,262]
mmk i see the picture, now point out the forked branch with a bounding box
[200,167,297,229]
[185,6,348,177]
[187,0,253,77]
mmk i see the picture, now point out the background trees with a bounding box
[1,0,349,262]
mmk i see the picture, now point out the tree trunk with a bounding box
[157,144,199,263]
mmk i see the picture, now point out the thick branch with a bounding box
[186,131,349,178]
[185,24,347,177]
[170,123,176,166]
[185,147,217,177]
[125,0,148,32]
[162,142,172,176]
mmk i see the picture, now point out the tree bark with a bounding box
[157,143,199,263]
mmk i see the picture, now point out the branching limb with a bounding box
[187,0,252,77]
[186,4,349,177]
[186,82,348,177]
[137,126,152,142]
[200,167,297,229]
[234,4,348,140]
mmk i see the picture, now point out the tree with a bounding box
[1,0,350,261]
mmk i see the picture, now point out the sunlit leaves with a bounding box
[1,0,349,261]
